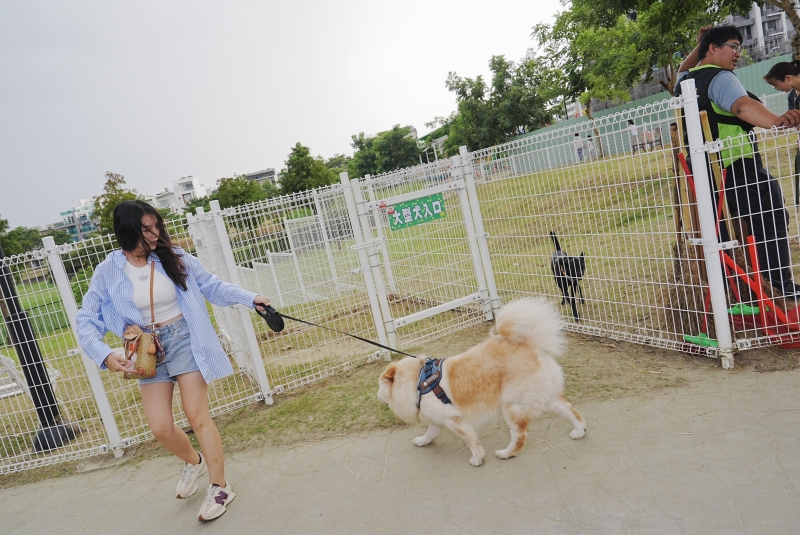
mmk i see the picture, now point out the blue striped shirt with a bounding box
[76,248,257,382]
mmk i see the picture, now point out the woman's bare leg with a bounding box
[176,371,225,486]
[140,381,199,464]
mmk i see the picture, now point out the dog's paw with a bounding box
[413,436,432,447]
[570,426,587,440]
[469,455,484,467]
[495,449,516,460]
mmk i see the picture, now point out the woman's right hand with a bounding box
[104,352,134,373]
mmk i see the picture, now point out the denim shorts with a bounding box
[138,317,199,385]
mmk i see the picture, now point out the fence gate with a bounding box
[340,150,501,353]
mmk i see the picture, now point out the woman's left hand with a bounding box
[253,295,271,311]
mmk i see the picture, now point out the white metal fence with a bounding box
[3,79,799,473]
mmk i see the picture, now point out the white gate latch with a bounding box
[688,238,738,252]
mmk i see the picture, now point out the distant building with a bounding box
[143,188,180,212]
[727,3,794,59]
[50,199,98,242]
[171,176,207,209]
[242,168,277,186]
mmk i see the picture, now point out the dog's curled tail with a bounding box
[493,297,566,358]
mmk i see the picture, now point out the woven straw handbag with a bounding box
[122,262,163,380]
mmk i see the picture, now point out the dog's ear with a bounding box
[381,364,397,384]
[580,252,584,257]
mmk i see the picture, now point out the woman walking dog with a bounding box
[76,200,270,521]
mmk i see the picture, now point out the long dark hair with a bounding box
[112,200,188,291]
[764,60,800,83]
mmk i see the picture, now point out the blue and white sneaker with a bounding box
[198,480,236,521]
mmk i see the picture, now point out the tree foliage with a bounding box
[372,126,420,174]
[643,0,800,60]
[41,229,73,246]
[532,0,723,117]
[0,220,39,256]
[347,133,379,178]
[216,177,267,209]
[442,55,552,154]
[347,126,421,177]
[0,215,71,257]
[182,194,218,214]
[280,143,337,195]
[261,180,281,199]
[92,171,141,235]
[324,154,351,178]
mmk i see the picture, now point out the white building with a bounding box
[143,188,180,212]
[728,3,794,59]
[243,168,277,186]
[50,199,98,242]
[171,176,207,209]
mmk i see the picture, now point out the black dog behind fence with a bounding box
[549,231,586,321]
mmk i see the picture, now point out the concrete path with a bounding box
[4,368,800,534]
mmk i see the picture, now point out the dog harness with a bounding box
[417,358,451,407]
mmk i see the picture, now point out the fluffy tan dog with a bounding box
[377,297,586,466]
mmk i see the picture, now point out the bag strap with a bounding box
[149,261,155,326]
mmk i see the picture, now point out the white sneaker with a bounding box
[198,480,236,521]
[176,452,207,499]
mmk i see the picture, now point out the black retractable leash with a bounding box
[255,305,421,359]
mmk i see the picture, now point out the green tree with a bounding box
[92,172,141,235]
[347,133,379,178]
[0,216,62,256]
[348,127,423,177]
[420,114,455,162]
[7,227,46,253]
[324,154,351,178]
[576,17,652,107]
[544,0,722,97]
[216,177,267,209]
[183,193,218,214]
[372,125,420,174]
[280,143,337,195]
[41,229,73,245]
[442,55,552,154]
[262,180,280,199]
[0,215,22,256]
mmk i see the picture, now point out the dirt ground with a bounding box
[417,324,800,403]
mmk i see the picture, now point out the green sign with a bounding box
[387,193,446,231]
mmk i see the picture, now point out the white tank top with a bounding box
[122,261,183,326]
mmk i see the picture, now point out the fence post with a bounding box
[208,200,274,403]
[680,78,735,369]
[42,236,125,457]
[340,172,393,358]
[348,176,398,352]
[460,146,502,316]
[365,179,397,293]
[190,207,245,370]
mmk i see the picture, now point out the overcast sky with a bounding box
[0,0,561,229]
